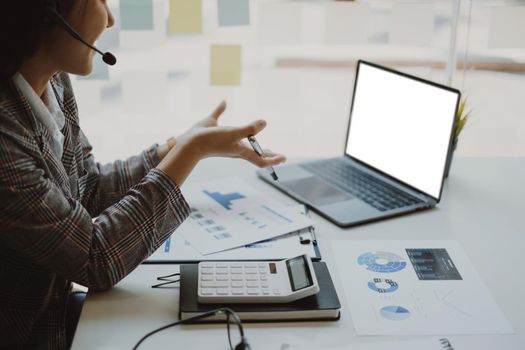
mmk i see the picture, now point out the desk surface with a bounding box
[73,157,525,350]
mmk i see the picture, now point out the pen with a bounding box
[247,135,278,181]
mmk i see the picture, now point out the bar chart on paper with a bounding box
[176,178,315,255]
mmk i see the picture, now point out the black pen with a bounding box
[247,135,278,181]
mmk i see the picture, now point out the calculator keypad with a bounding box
[199,262,280,297]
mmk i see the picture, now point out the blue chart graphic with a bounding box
[368,278,399,293]
[379,306,410,321]
[203,190,245,210]
[357,252,407,273]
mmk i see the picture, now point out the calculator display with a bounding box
[286,255,313,291]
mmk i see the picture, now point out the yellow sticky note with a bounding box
[210,45,241,86]
[169,0,202,33]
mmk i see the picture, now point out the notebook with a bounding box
[179,261,341,322]
[258,60,460,227]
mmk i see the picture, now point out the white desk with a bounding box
[73,157,525,350]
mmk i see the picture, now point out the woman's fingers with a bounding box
[235,119,267,139]
[209,100,227,120]
[239,143,286,167]
[261,148,285,160]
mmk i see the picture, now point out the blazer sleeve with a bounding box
[0,123,190,291]
[78,128,164,216]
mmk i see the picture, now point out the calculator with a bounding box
[197,254,320,304]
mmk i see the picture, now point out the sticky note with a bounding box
[169,0,202,34]
[325,2,369,45]
[120,0,165,48]
[489,6,525,48]
[120,0,154,30]
[258,3,301,45]
[218,0,250,27]
[210,45,241,86]
[78,57,109,80]
[390,3,434,46]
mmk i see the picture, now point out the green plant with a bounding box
[454,98,470,144]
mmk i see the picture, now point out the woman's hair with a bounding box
[0,0,74,81]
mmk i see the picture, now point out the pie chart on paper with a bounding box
[379,306,411,321]
[357,251,407,273]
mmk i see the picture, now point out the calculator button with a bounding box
[217,289,229,295]
[245,275,258,281]
[216,275,229,281]
[230,266,243,274]
[231,281,243,288]
[245,268,257,274]
[231,275,243,281]
[258,263,266,268]
[201,282,216,288]
[260,275,268,281]
[201,288,215,295]
[232,289,244,295]
[200,275,213,281]
[201,263,214,268]
[215,268,229,274]
[246,281,259,288]
[247,289,260,295]
[216,263,228,268]
[269,263,277,274]
[244,263,256,268]
[262,289,270,295]
[201,268,213,275]
[259,268,267,274]
[272,289,281,295]
[261,282,269,288]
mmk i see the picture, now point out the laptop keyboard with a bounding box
[301,160,422,211]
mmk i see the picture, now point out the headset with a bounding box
[132,308,251,350]
[44,0,117,66]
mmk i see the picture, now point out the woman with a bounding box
[0,0,285,348]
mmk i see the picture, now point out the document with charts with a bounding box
[146,205,320,262]
[176,178,315,255]
[331,240,513,335]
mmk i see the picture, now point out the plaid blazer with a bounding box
[0,73,190,349]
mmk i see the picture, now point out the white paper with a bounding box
[331,240,513,335]
[286,338,456,350]
[177,178,315,255]
[149,227,317,262]
[148,205,318,261]
[488,6,525,49]
[257,3,302,46]
[324,2,369,45]
[389,3,434,46]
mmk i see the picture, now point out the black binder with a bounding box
[179,261,341,322]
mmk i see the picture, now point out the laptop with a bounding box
[258,60,460,227]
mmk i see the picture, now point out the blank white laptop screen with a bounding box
[345,63,459,199]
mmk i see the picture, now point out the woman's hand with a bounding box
[156,102,286,186]
[157,102,227,160]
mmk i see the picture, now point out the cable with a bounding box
[132,308,247,350]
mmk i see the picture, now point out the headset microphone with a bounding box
[46,7,117,66]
